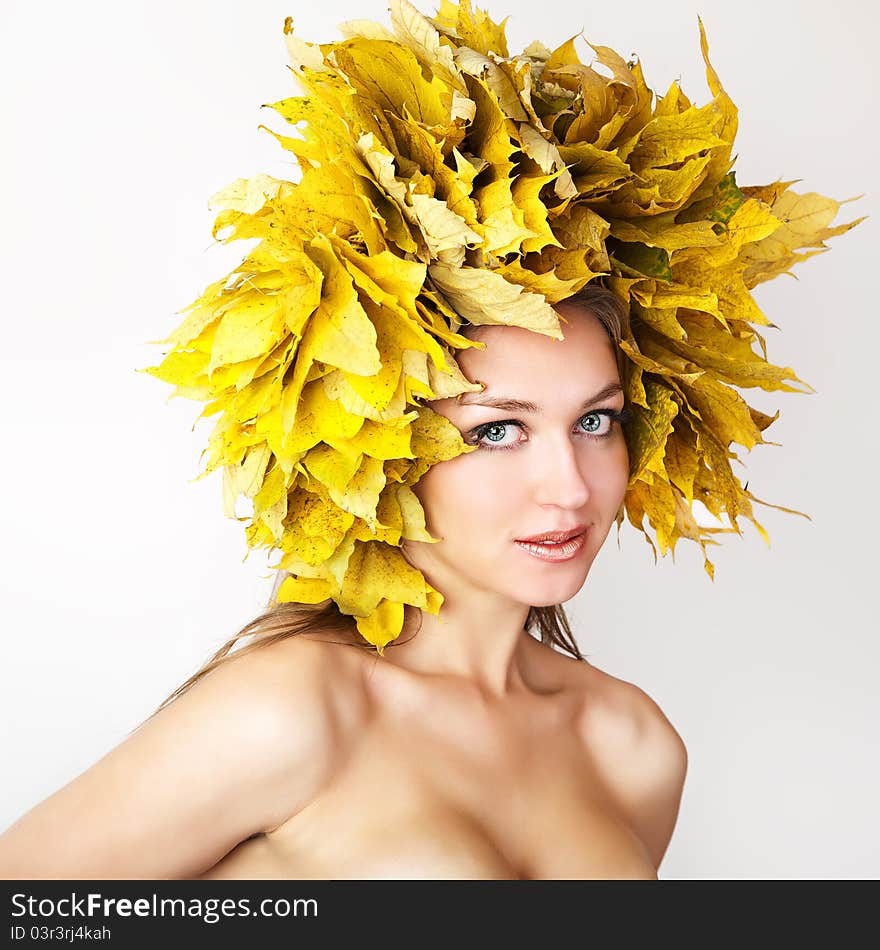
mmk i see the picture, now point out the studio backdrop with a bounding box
[0,0,876,879]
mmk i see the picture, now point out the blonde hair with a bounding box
[148,283,630,719]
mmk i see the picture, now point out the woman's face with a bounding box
[403,301,630,609]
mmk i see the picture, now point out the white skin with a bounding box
[396,299,630,698]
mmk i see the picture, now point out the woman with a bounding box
[0,285,687,880]
[1,0,849,881]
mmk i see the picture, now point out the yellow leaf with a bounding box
[411,190,483,262]
[495,256,584,303]
[332,39,452,129]
[610,217,721,253]
[405,404,477,484]
[694,17,738,195]
[338,540,432,616]
[302,443,363,496]
[207,174,285,215]
[208,292,287,370]
[388,0,469,96]
[277,574,337,605]
[355,598,406,653]
[395,483,440,542]
[627,103,726,171]
[454,46,529,120]
[428,263,563,337]
[663,423,699,506]
[740,189,866,285]
[433,0,510,58]
[300,235,382,377]
[282,17,329,72]
[626,379,680,484]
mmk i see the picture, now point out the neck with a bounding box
[382,600,537,700]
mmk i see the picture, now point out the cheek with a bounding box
[412,453,518,532]
[568,439,629,513]
[606,438,630,493]
[592,440,630,503]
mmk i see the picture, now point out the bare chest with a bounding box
[199,705,656,880]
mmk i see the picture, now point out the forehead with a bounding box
[456,310,619,391]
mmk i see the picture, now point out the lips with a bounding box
[515,525,587,544]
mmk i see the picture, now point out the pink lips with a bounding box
[515,524,588,544]
[514,529,587,562]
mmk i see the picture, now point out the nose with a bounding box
[531,433,591,510]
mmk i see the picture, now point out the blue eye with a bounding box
[468,408,630,452]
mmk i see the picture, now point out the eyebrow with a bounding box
[458,382,624,413]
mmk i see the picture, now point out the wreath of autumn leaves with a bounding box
[142,0,862,651]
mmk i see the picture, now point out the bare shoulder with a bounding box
[579,662,686,752]
[0,632,370,879]
[200,633,372,802]
[575,661,688,868]
[232,631,372,728]
[159,632,373,834]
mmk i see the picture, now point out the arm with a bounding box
[625,690,688,869]
[581,674,688,871]
[0,637,349,879]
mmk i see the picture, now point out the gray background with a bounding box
[1,0,877,878]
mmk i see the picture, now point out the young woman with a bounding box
[0,284,687,880]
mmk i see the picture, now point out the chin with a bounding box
[512,571,591,608]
